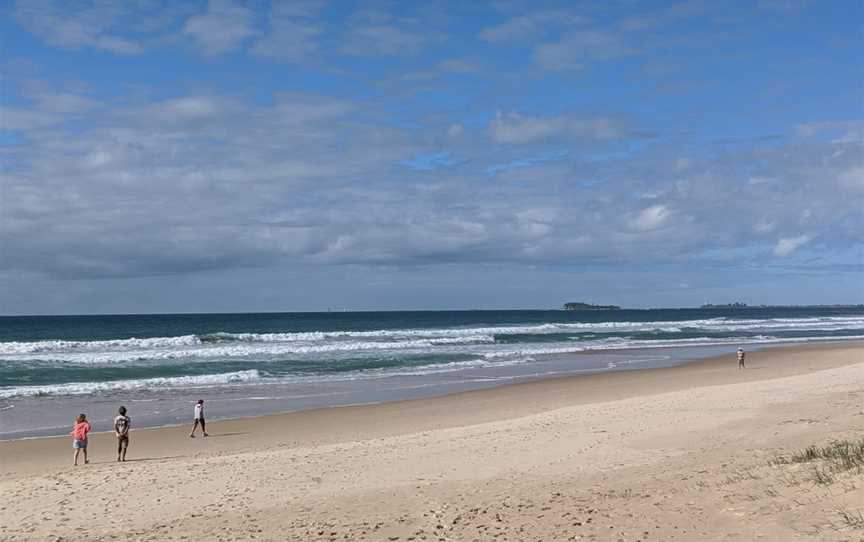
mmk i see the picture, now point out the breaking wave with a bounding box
[1,311,862,400]
[0,370,262,399]
[3,315,863,356]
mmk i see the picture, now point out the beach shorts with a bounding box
[118,435,129,447]
[73,439,87,449]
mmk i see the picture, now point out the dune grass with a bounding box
[771,437,864,485]
[836,506,864,529]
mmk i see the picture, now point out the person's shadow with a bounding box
[115,455,183,463]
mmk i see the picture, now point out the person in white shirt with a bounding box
[113,406,131,461]
[189,399,208,437]
[737,347,746,369]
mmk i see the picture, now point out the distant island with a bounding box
[701,302,864,309]
[701,302,749,309]
[563,302,621,311]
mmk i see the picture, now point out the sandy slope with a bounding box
[2,343,863,541]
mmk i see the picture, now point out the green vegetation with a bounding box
[770,438,864,485]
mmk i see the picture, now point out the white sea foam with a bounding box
[3,325,864,366]
[0,355,535,397]
[1,316,862,369]
[0,335,204,354]
[274,354,535,384]
[0,370,262,399]
[0,335,497,365]
[3,333,862,398]
[2,315,863,357]
[480,334,864,360]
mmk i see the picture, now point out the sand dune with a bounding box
[2,343,863,541]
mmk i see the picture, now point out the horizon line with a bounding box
[2,304,864,318]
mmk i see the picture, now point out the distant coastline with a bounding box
[701,303,864,309]
[562,302,621,311]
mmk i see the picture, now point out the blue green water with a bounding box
[1,308,862,438]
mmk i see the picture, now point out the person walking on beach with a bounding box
[71,413,92,466]
[737,347,746,369]
[189,399,208,438]
[114,406,131,462]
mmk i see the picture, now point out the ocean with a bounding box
[2,307,863,439]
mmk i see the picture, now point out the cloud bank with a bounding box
[2,0,862,312]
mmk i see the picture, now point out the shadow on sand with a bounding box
[120,455,184,463]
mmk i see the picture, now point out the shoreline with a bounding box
[3,341,861,473]
[3,338,859,443]
[4,308,862,442]
[2,340,859,446]
[0,339,848,444]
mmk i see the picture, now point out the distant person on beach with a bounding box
[189,399,208,438]
[71,413,91,466]
[114,406,131,462]
[737,347,746,369]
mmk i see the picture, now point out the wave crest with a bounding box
[3,314,863,355]
[0,370,262,399]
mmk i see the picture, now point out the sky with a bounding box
[0,0,862,315]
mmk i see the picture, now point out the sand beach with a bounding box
[2,342,863,541]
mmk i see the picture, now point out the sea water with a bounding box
[2,308,863,438]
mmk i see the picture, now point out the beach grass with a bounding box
[771,438,864,485]
[836,506,864,529]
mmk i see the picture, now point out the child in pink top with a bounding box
[71,413,92,466]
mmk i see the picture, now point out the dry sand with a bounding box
[2,343,864,541]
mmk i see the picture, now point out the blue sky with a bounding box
[1,0,862,314]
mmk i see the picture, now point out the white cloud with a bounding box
[182,0,255,55]
[753,217,776,234]
[0,106,61,130]
[2,81,861,282]
[83,148,114,168]
[773,235,811,257]
[795,120,864,140]
[3,2,862,312]
[397,59,482,82]
[490,112,563,144]
[251,22,321,60]
[480,10,588,42]
[837,166,864,192]
[13,0,148,54]
[758,0,812,12]
[534,31,630,71]
[153,97,226,120]
[673,158,691,171]
[618,1,713,32]
[437,59,480,73]
[0,89,96,130]
[250,2,323,61]
[489,111,627,144]
[629,205,671,232]
[481,15,537,42]
[618,15,663,32]
[272,94,355,124]
[343,25,430,55]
